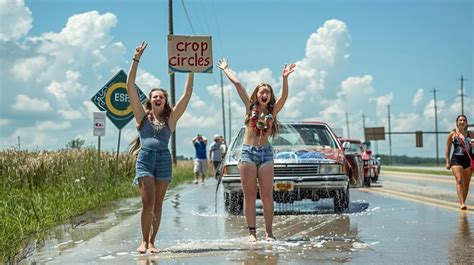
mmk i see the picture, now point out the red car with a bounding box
[339,138,378,187]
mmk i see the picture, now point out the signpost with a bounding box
[91,70,147,183]
[364,127,385,141]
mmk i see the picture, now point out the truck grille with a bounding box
[274,164,320,177]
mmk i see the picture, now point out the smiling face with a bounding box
[456,115,468,130]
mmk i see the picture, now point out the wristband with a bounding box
[132,58,139,63]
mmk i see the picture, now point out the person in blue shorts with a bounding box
[217,58,296,242]
[127,41,194,254]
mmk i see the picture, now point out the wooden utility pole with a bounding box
[169,0,177,165]
[433,88,439,166]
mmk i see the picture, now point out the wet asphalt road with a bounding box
[24,171,474,264]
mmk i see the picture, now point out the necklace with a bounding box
[249,104,273,137]
[148,113,166,135]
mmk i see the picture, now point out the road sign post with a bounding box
[93,111,106,191]
[91,70,147,182]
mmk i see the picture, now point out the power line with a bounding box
[457,75,468,115]
[181,0,196,35]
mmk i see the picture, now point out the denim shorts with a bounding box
[134,147,172,185]
[240,144,274,168]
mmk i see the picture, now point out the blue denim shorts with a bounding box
[134,147,172,185]
[240,144,274,168]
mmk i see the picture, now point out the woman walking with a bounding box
[445,114,474,210]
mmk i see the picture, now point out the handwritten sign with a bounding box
[168,35,212,73]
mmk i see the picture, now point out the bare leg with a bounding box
[201,172,205,183]
[239,162,258,242]
[138,177,156,253]
[462,167,472,206]
[194,172,199,184]
[452,166,466,209]
[149,181,169,253]
[258,162,275,241]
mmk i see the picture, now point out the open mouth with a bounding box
[154,101,162,107]
[261,96,268,103]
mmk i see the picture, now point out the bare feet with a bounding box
[149,243,160,254]
[193,180,198,184]
[248,233,257,243]
[461,204,467,210]
[248,227,257,243]
[137,241,147,254]
[265,233,276,242]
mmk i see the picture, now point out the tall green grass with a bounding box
[0,148,194,263]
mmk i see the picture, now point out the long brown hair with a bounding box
[244,83,279,137]
[128,88,173,156]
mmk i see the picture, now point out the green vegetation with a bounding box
[383,166,451,176]
[0,148,194,263]
[377,154,444,166]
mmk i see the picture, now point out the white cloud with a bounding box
[0,119,8,126]
[412,88,424,106]
[0,0,32,42]
[58,109,83,120]
[136,70,162,91]
[12,94,52,111]
[36,121,71,131]
[46,70,87,103]
[370,93,393,118]
[12,56,47,81]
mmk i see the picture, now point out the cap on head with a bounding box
[214,134,220,140]
[197,133,202,137]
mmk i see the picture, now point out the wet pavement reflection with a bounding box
[23,177,474,264]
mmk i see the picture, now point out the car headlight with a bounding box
[222,165,239,175]
[320,164,342,174]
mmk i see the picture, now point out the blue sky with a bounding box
[0,0,472,158]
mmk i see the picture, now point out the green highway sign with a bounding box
[91,70,147,130]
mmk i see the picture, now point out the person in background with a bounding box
[127,41,194,253]
[217,57,296,242]
[219,135,227,159]
[445,114,474,210]
[192,134,208,184]
[209,134,224,178]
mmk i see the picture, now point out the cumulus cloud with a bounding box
[0,119,8,126]
[12,94,52,111]
[0,0,32,42]
[412,88,424,106]
[12,56,47,81]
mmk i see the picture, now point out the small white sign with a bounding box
[93,111,106,136]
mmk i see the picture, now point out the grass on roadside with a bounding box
[382,166,452,176]
[0,148,194,264]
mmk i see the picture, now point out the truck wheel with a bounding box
[334,187,349,213]
[224,191,243,215]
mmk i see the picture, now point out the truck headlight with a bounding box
[222,165,239,175]
[320,164,342,174]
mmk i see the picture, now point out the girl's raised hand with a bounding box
[282,63,296,78]
[216,58,229,70]
[134,41,148,61]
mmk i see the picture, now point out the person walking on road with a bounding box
[217,58,296,242]
[445,114,474,210]
[127,41,194,253]
[192,134,208,184]
[209,134,224,178]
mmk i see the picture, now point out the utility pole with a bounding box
[362,114,366,141]
[168,0,177,165]
[457,75,467,115]
[228,90,231,140]
[387,105,392,165]
[220,71,226,141]
[433,88,440,166]
[345,112,350,138]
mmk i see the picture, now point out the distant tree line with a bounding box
[377,154,443,166]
